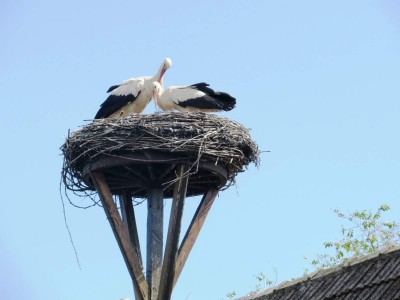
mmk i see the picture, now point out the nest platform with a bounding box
[61,112,259,199]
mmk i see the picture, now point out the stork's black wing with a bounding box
[177,83,236,111]
[106,85,120,93]
[94,92,140,119]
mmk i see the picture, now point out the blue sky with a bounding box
[1,1,400,299]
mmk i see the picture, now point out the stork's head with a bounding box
[158,58,172,82]
[152,82,162,109]
[163,58,172,69]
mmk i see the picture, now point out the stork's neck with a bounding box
[153,62,166,83]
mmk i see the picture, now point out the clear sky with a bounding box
[1,1,400,299]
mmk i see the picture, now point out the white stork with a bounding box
[152,82,236,112]
[94,58,172,119]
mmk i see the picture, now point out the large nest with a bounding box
[61,112,259,200]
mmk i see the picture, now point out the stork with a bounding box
[152,82,236,112]
[94,58,172,119]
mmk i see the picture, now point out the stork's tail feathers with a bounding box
[213,91,236,111]
[189,82,236,111]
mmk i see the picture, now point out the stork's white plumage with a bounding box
[94,58,172,119]
[152,82,236,112]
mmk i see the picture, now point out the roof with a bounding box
[238,246,400,300]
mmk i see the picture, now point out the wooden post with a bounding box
[120,192,143,266]
[90,171,148,300]
[147,188,164,300]
[173,189,218,287]
[158,165,190,300]
[119,192,143,299]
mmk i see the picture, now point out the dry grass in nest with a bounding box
[61,112,260,201]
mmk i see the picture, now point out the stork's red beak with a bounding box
[159,68,166,82]
[153,90,159,110]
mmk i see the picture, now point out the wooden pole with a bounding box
[146,188,164,300]
[90,171,148,300]
[119,192,143,300]
[173,189,218,288]
[120,192,143,266]
[157,165,190,300]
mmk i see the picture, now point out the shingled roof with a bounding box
[238,246,400,300]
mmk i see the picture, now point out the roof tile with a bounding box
[239,247,400,300]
